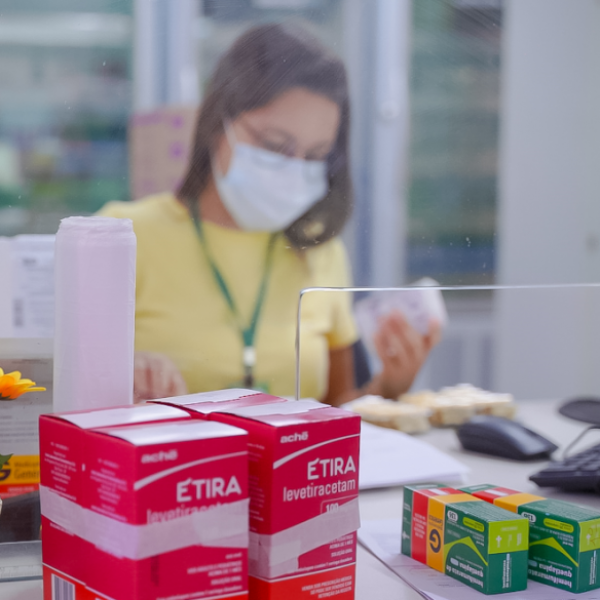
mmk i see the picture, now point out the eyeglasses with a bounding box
[237,118,333,163]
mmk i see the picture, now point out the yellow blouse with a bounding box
[99,194,357,399]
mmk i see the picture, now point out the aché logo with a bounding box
[141,449,178,463]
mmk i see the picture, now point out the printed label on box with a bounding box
[0,454,40,498]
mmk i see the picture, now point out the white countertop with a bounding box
[4,398,599,599]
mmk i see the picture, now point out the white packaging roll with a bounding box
[53,217,136,412]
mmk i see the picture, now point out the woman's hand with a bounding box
[372,311,441,399]
[134,351,188,403]
[323,312,442,406]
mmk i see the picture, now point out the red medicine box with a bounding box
[209,400,361,600]
[80,419,249,600]
[39,403,191,599]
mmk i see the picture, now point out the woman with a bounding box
[101,23,440,405]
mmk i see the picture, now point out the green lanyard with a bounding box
[190,202,277,388]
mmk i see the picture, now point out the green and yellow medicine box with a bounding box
[402,484,529,595]
[461,484,600,593]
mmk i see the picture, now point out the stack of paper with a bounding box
[359,422,469,489]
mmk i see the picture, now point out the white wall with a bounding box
[495,0,600,399]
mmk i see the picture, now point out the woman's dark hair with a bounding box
[177,22,353,250]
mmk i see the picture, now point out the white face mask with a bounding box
[212,128,328,232]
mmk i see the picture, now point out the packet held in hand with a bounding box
[354,278,447,358]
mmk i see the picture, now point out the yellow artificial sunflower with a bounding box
[0,368,46,400]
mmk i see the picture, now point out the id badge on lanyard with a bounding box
[190,201,277,392]
[229,346,269,392]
